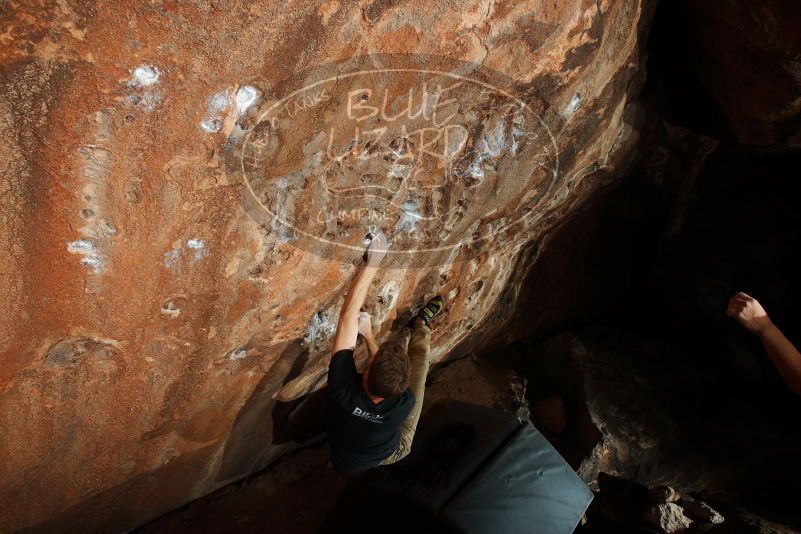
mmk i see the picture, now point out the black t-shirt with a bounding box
[327,349,414,473]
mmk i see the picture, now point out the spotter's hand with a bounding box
[727,292,773,335]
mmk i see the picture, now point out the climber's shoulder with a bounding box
[329,348,358,389]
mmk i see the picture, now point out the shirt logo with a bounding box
[352,406,384,423]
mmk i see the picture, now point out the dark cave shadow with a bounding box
[218,285,353,482]
[272,388,330,445]
[271,345,330,445]
[271,343,311,444]
[24,443,219,534]
[216,338,310,482]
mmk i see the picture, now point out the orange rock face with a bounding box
[0,1,650,530]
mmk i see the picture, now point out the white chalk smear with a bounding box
[236,86,260,115]
[563,93,581,117]
[186,238,209,260]
[304,310,336,346]
[466,155,485,181]
[401,199,419,213]
[478,119,508,159]
[67,239,105,273]
[161,301,181,318]
[131,65,160,87]
[138,91,163,112]
[228,348,247,360]
[397,200,422,233]
[208,91,231,113]
[98,219,118,237]
[200,91,234,135]
[68,239,96,254]
[164,239,209,268]
[81,257,104,269]
[163,248,181,269]
[200,118,222,133]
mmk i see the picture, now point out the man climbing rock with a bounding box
[327,231,445,473]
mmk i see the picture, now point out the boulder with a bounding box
[644,502,693,534]
[682,500,724,526]
[524,327,801,503]
[650,486,681,504]
[425,354,530,422]
[0,1,654,530]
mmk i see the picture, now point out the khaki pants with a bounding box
[378,321,431,465]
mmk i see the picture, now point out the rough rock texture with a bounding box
[644,503,693,534]
[0,1,652,530]
[526,328,801,517]
[583,473,793,534]
[682,500,724,526]
[425,354,530,421]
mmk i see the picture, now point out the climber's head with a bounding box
[363,346,409,398]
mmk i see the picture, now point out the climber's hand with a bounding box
[727,292,773,335]
[366,230,388,267]
[357,311,373,338]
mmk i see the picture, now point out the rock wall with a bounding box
[137,354,531,533]
[0,1,651,531]
[648,0,801,147]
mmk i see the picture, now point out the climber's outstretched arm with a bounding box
[332,264,378,353]
[332,233,388,354]
[357,311,380,365]
[728,292,801,397]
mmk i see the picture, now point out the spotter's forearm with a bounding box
[759,324,801,397]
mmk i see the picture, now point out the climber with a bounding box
[326,231,445,473]
[727,291,801,397]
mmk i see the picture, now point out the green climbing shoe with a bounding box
[410,295,444,327]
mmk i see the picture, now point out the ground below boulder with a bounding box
[523,327,801,532]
